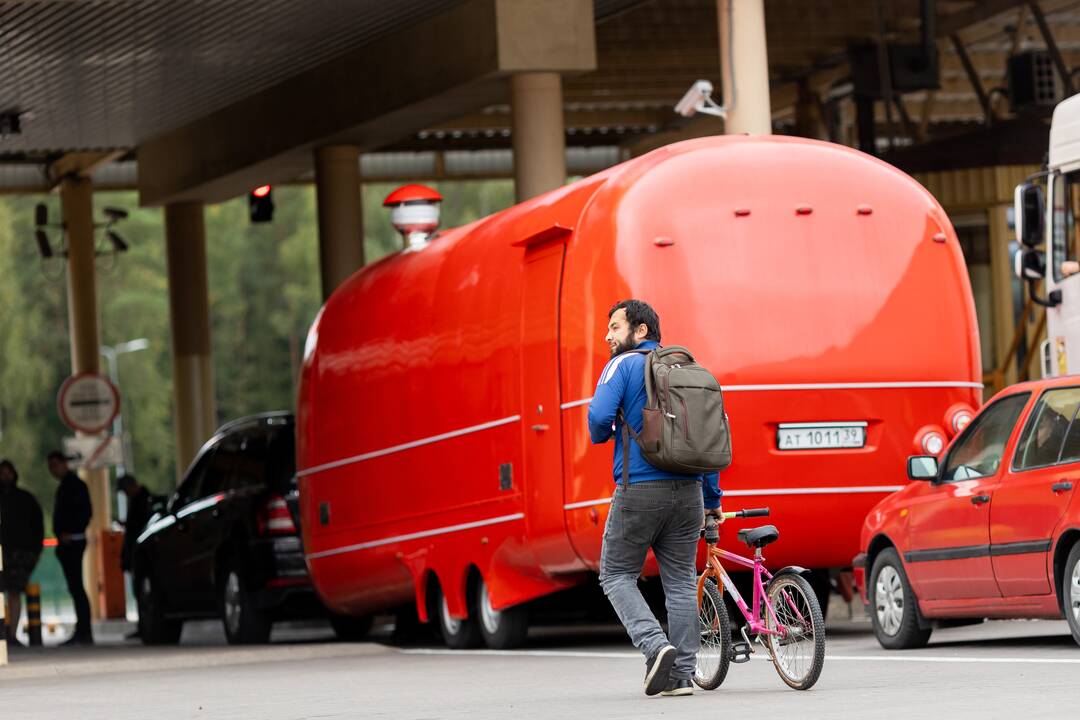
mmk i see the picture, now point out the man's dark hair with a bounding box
[0,458,17,482]
[609,299,661,342]
[117,474,137,492]
[46,450,67,463]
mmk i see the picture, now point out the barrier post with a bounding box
[1,518,7,665]
[26,583,42,647]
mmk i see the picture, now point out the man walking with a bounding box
[588,300,722,697]
[0,459,44,647]
[48,451,93,645]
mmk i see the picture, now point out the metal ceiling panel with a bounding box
[0,0,463,155]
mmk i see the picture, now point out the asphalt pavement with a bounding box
[1,614,1077,719]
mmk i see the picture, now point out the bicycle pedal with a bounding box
[730,640,752,664]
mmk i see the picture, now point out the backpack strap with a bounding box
[614,348,652,485]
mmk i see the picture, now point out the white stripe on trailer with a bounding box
[559,381,983,411]
[298,415,521,478]
[305,513,525,560]
[563,485,902,510]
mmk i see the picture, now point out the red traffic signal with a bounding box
[249,185,274,223]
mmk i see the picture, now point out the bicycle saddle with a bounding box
[737,525,779,548]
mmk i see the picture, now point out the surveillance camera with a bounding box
[106,230,129,253]
[35,202,48,227]
[675,80,715,118]
[103,206,128,221]
[35,229,52,259]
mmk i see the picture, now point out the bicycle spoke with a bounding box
[767,579,818,686]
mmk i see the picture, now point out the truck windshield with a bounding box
[1052,170,1080,282]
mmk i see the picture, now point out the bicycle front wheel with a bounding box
[764,574,825,690]
[693,579,731,690]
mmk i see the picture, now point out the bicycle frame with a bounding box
[698,542,787,638]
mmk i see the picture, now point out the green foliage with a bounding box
[0,179,514,531]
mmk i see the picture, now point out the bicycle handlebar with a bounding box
[721,507,770,519]
[702,507,770,544]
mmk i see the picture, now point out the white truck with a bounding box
[1015,93,1080,377]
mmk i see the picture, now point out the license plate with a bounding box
[777,422,867,450]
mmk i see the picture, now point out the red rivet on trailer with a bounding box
[932,232,947,243]
[796,205,813,215]
[734,208,751,217]
[857,205,873,215]
[653,236,675,246]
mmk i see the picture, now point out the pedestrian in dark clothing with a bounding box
[588,300,723,697]
[47,450,93,645]
[117,475,161,573]
[118,474,162,641]
[0,459,45,647]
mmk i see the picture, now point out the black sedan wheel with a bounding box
[137,575,182,645]
[220,559,272,645]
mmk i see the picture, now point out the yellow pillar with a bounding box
[314,146,365,301]
[60,176,110,619]
[988,204,1017,389]
[165,202,217,478]
[718,0,772,135]
[511,73,567,202]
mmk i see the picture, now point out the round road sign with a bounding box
[57,373,120,434]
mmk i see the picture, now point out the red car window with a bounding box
[941,393,1029,482]
[1014,387,1080,470]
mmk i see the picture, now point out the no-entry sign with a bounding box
[57,373,120,434]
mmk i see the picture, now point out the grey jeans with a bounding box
[599,479,704,679]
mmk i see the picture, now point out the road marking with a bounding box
[401,648,1080,664]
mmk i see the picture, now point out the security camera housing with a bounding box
[675,79,715,118]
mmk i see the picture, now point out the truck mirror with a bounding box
[1014,182,1044,248]
[1014,247,1047,281]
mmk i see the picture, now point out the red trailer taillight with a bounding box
[258,494,297,536]
[914,425,947,456]
[944,403,976,437]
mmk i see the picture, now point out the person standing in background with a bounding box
[48,451,93,646]
[0,459,45,647]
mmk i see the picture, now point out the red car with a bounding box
[854,376,1080,649]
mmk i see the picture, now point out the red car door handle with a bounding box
[970,494,991,505]
[1052,482,1073,493]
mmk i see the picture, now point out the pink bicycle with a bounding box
[694,508,825,691]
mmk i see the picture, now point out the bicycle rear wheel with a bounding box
[693,579,731,690]
[764,574,825,690]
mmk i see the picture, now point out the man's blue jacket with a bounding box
[587,340,722,509]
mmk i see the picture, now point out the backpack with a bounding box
[618,345,732,483]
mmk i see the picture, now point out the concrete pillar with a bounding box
[60,176,111,620]
[314,145,365,301]
[165,202,217,478]
[511,73,567,202]
[718,0,772,135]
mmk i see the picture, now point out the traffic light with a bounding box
[249,185,274,223]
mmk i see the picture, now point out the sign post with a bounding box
[57,373,120,435]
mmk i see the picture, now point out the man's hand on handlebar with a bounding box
[704,506,724,523]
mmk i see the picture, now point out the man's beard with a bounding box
[610,335,638,358]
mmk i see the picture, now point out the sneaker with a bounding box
[661,677,694,697]
[643,644,676,696]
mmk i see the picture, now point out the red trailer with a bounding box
[296,135,981,648]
